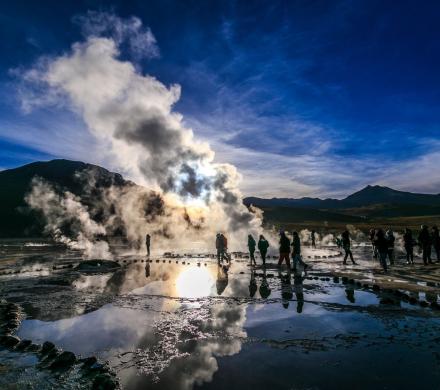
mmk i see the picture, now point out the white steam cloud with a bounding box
[18,12,263,256]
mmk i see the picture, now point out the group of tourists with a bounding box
[369,225,440,271]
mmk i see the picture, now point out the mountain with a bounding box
[0,159,132,237]
[244,185,440,210]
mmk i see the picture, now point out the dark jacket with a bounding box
[341,231,351,249]
[248,236,256,251]
[374,233,388,253]
[418,228,432,247]
[291,235,301,255]
[279,235,291,253]
[432,228,440,247]
[258,239,269,253]
[403,232,414,248]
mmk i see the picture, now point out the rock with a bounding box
[348,279,355,284]
[80,356,98,368]
[92,373,117,390]
[41,341,56,355]
[1,335,20,347]
[409,297,417,304]
[342,277,348,284]
[380,297,395,305]
[419,300,429,308]
[430,302,440,310]
[333,276,339,283]
[15,339,32,350]
[28,343,42,352]
[362,284,369,289]
[49,351,76,369]
[372,284,380,291]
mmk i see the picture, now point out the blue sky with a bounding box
[0,0,439,198]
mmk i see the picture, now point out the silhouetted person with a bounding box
[216,233,223,263]
[385,229,395,265]
[403,228,414,264]
[216,265,229,295]
[279,271,292,309]
[342,230,356,265]
[369,228,378,259]
[293,267,306,313]
[249,268,257,297]
[248,234,257,266]
[432,225,440,262]
[259,269,271,298]
[374,229,388,272]
[345,287,355,303]
[278,231,291,269]
[418,225,432,265]
[291,231,307,271]
[221,233,231,264]
[145,234,151,256]
[311,230,316,248]
[258,235,269,267]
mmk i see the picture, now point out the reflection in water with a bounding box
[216,265,229,296]
[280,271,293,309]
[175,267,215,298]
[259,270,271,299]
[293,268,306,313]
[345,287,355,303]
[249,269,257,297]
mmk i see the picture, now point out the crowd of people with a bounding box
[144,223,440,273]
[368,225,440,271]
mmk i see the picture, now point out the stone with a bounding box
[41,341,56,355]
[15,339,32,350]
[333,276,339,283]
[49,351,76,369]
[80,356,98,368]
[1,335,20,347]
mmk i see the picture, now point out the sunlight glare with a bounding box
[175,267,215,298]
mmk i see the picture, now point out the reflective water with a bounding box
[1,240,440,389]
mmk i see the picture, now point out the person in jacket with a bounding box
[311,230,316,248]
[258,235,270,267]
[248,234,257,266]
[278,231,291,269]
[221,234,231,264]
[374,229,389,272]
[145,234,151,256]
[432,225,440,262]
[418,225,432,265]
[216,233,224,264]
[403,228,414,264]
[385,229,395,265]
[342,230,356,265]
[291,231,307,271]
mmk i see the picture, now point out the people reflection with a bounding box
[345,287,355,303]
[259,269,271,298]
[293,265,306,313]
[216,264,229,295]
[249,268,257,297]
[279,271,293,309]
[145,263,150,278]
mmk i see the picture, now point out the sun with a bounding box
[175,267,215,298]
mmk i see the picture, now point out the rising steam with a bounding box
[18,12,263,256]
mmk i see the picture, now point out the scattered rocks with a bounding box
[92,373,117,390]
[1,335,20,347]
[41,341,56,355]
[15,339,32,350]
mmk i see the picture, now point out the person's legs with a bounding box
[427,246,433,263]
[423,246,428,265]
[250,250,256,265]
[343,249,349,264]
[379,251,388,272]
[349,249,355,264]
[435,245,440,262]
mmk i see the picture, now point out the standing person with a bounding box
[278,231,291,269]
[248,234,257,266]
[385,229,395,265]
[432,226,440,262]
[291,231,307,271]
[216,233,224,264]
[145,234,151,256]
[221,234,231,264]
[374,229,389,272]
[258,235,270,267]
[369,228,377,259]
[342,230,356,265]
[311,230,316,248]
[403,228,414,264]
[418,225,432,265]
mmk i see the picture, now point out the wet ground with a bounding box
[1,239,440,389]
